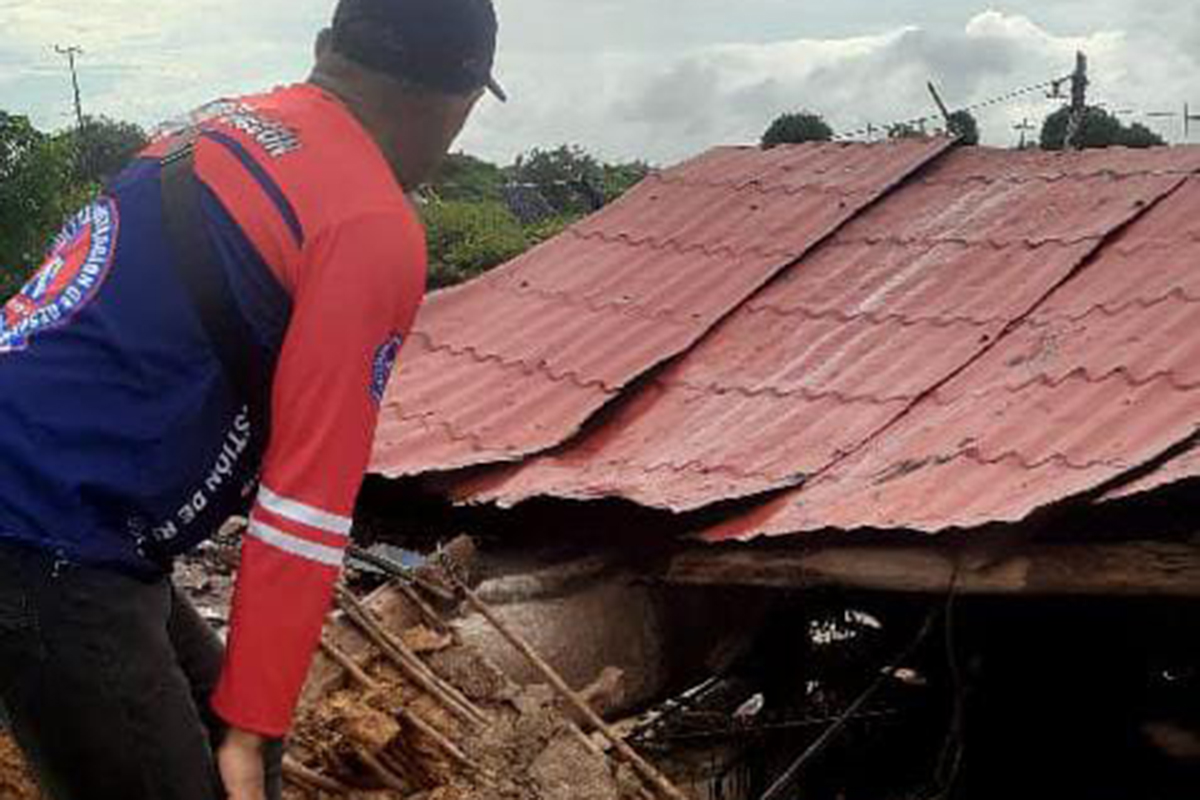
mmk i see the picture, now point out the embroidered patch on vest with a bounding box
[1,197,120,354]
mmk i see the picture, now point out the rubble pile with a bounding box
[282,551,659,800]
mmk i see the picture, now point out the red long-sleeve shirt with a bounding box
[174,84,426,735]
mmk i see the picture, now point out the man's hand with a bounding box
[217,727,267,800]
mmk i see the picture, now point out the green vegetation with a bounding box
[946,110,980,146]
[421,200,531,289]
[422,145,650,288]
[72,115,150,186]
[0,108,652,300]
[0,112,97,300]
[761,112,834,148]
[1040,106,1166,151]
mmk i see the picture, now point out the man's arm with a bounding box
[210,207,425,743]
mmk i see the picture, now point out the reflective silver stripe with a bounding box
[248,520,345,567]
[257,485,351,536]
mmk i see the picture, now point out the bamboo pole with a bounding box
[336,587,489,729]
[395,704,475,770]
[320,637,378,690]
[397,581,452,634]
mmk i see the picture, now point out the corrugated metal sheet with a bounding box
[371,138,951,477]
[459,148,1199,512]
[1105,443,1200,500]
[704,170,1200,540]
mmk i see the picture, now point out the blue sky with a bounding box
[1,1,1197,164]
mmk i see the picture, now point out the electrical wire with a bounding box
[833,76,1068,141]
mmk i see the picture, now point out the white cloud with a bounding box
[1,2,1198,166]
[0,0,329,128]
[460,9,1199,163]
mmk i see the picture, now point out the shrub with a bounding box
[421,200,529,289]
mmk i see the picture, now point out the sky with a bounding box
[1,1,1198,166]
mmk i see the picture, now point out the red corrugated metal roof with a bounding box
[371,139,951,477]
[457,148,1200,515]
[703,169,1200,540]
[372,141,1200,544]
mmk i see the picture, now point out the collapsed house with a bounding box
[9,139,1194,799]
[356,138,1200,799]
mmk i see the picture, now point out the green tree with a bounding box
[1119,121,1166,149]
[761,111,834,148]
[73,114,149,185]
[509,145,607,216]
[1,113,91,299]
[601,160,651,202]
[420,148,650,288]
[431,152,506,202]
[1040,106,1166,150]
[947,110,980,146]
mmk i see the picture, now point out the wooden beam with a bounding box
[665,541,1200,597]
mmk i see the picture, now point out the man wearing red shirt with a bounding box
[0,1,503,798]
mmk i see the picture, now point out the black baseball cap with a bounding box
[331,0,506,102]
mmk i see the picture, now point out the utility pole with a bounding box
[1186,103,1200,140]
[1144,102,1200,140]
[55,45,86,130]
[1014,118,1036,149]
[927,81,952,133]
[55,44,88,176]
[1063,51,1089,150]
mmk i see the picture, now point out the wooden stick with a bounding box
[413,572,458,603]
[380,746,434,791]
[395,704,474,770]
[452,581,690,800]
[566,722,607,759]
[358,746,410,793]
[336,587,485,726]
[282,755,349,795]
[336,587,489,729]
[397,581,452,634]
[320,637,379,691]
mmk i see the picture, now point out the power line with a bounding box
[1142,103,1200,140]
[833,76,1063,142]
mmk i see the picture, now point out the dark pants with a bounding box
[0,541,282,800]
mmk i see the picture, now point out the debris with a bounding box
[449,570,691,800]
[284,552,661,800]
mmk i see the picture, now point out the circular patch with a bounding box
[1,198,120,353]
